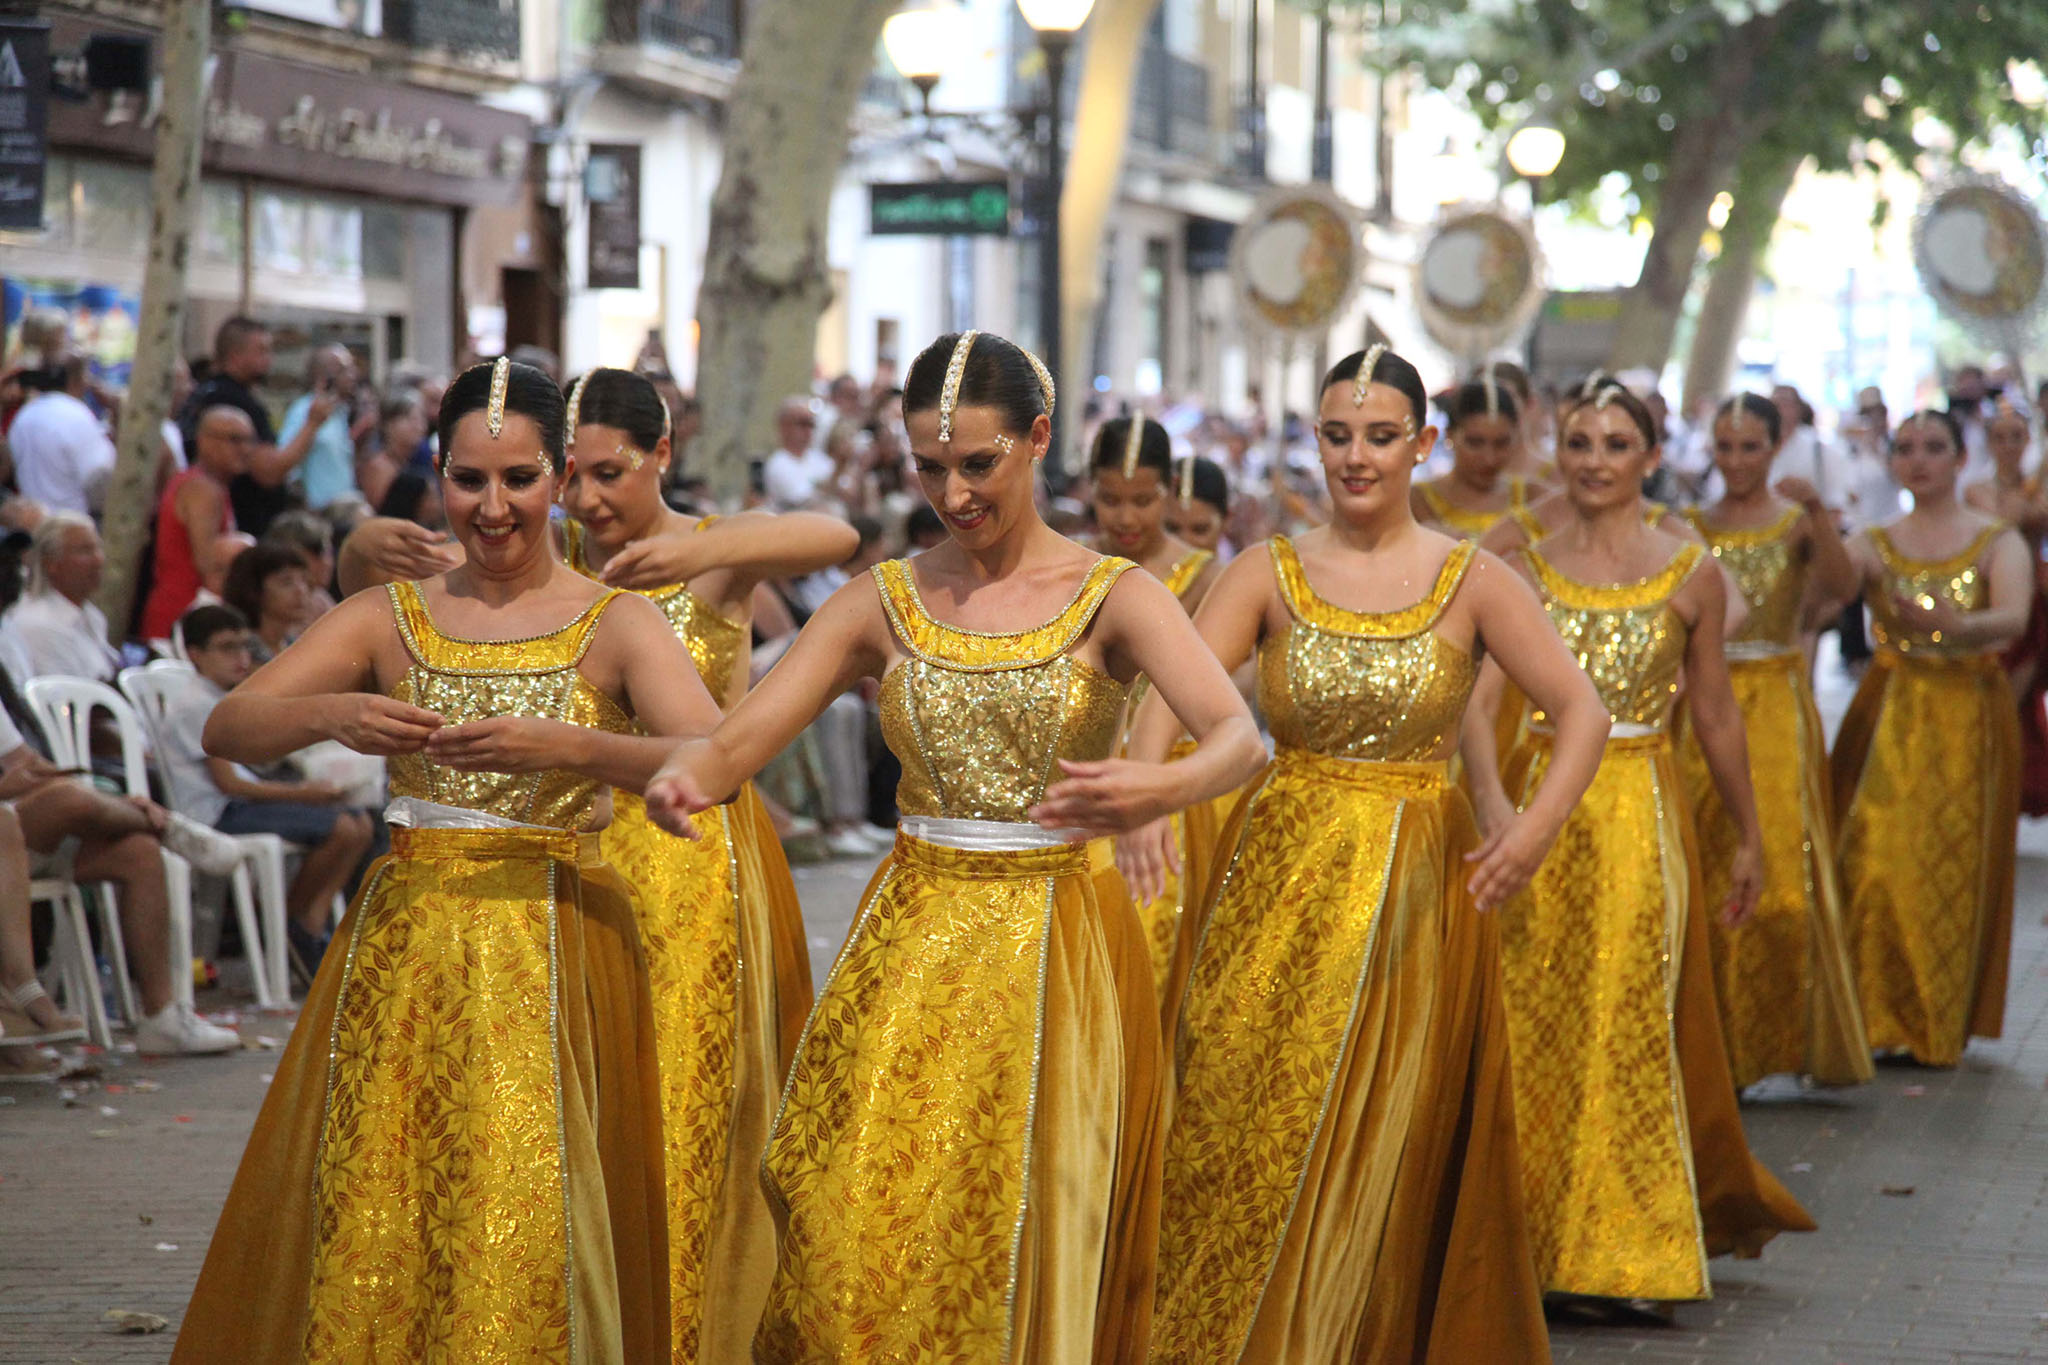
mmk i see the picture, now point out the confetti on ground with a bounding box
[1881,1184,1916,1197]
[1791,1162,1814,1173]
[98,1105,118,1117]
[100,1309,168,1334]
[131,1079,161,1092]
[174,1114,192,1123]
[1903,1085,1927,1098]
[152,1242,179,1252]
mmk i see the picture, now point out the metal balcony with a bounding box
[1129,45,1216,164]
[605,0,739,59]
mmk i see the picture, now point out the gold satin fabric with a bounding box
[566,516,813,1358]
[1153,538,1546,1362]
[174,827,670,1364]
[1417,474,1531,539]
[1679,655,1871,1088]
[753,554,1160,1362]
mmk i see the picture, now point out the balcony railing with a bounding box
[1129,45,1216,164]
[605,0,739,60]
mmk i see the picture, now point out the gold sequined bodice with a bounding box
[1526,543,1703,729]
[565,517,747,698]
[385,581,631,827]
[1257,536,1479,761]
[1691,506,1806,648]
[1419,476,1530,539]
[1866,524,2002,657]
[876,557,1133,821]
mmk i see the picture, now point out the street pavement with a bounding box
[6,673,2048,1361]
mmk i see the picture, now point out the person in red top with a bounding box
[140,405,255,641]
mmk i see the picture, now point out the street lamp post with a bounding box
[1017,0,1095,470]
[1504,119,1567,204]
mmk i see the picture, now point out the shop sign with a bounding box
[0,19,51,230]
[44,18,530,207]
[870,181,1011,237]
[585,143,641,290]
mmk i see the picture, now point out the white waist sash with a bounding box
[897,815,1084,852]
[1724,640,1799,661]
[385,796,546,832]
[1528,720,1665,741]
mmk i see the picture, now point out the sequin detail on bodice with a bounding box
[564,517,747,698]
[1691,506,1806,648]
[1866,524,2002,658]
[1257,535,1479,760]
[1419,476,1530,539]
[384,581,631,827]
[875,556,1133,821]
[1526,543,1703,730]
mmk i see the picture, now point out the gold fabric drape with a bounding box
[174,828,670,1364]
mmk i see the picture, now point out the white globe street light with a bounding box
[1017,0,1097,34]
[883,2,968,115]
[1505,121,1567,181]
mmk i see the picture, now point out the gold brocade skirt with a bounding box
[1834,650,2021,1066]
[172,826,670,1365]
[1501,733,1811,1302]
[1151,749,1548,1364]
[754,831,1164,1365]
[603,782,812,1363]
[1677,654,1871,1088]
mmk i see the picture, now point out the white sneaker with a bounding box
[135,1002,241,1056]
[822,827,879,860]
[162,815,245,877]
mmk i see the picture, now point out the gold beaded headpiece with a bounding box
[1121,412,1147,477]
[1022,347,1056,423]
[564,371,590,449]
[938,330,978,443]
[1177,453,1196,503]
[486,356,510,438]
[1351,343,1388,408]
[1482,361,1501,419]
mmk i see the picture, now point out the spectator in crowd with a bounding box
[277,344,370,511]
[259,511,339,621]
[1770,384,1850,510]
[375,471,445,533]
[1,514,120,684]
[1164,455,1231,557]
[181,317,328,538]
[8,351,114,516]
[0,682,244,1053]
[1947,362,1996,480]
[508,344,563,384]
[827,372,865,428]
[904,502,946,552]
[140,405,255,642]
[161,604,374,982]
[658,388,700,502]
[221,543,312,667]
[762,397,834,510]
[355,389,429,510]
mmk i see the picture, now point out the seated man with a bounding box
[160,605,375,983]
[1,513,121,685]
[0,678,244,1054]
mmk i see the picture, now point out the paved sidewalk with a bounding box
[5,833,2048,1362]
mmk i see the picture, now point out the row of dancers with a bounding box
[166,332,2022,1363]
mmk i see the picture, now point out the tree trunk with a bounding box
[97,0,210,643]
[1605,15,1780,374]
[1061,0,1162,466]
[1680,151,1802,412]
[692,0,896,502]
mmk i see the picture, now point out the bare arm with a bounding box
[204,590,444,763]
[336,516,462,595]
[1679,565,1763,925]
[1894,529,2032,649]
[202,756,340,805]
[599,510,861,604]
[1123,545,1272,766]
[176,477,239,590]
[251,397,331,486]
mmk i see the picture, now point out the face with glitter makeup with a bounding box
[563,421,669,553]
[905,403,1047,551]
[1557,401,1660,516]
[1316,379,1435,524]
[1092,465,1170,559]
[1710,407,1780,501]
[1888,414,1964,502]
[441,410,559,574]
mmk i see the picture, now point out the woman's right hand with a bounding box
[347,517,462,585]
[643,741,721,841]
[1115,818,1181,907]
[322,694,444,755]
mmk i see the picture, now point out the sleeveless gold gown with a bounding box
[174,583,670,1364]
[1151,538,1547,1363]
[1835,525,2021,1066]
[754,556,1163,1364]
[1500,543,1811,1301]
[1100,546,1218,1019]
[1676,508,1870,1088]
[1416,474,1533,540]
[564,520,813,1359]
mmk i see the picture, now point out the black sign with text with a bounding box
[585,143,642,290]
[0,20,50,230]
[870,181,1011,237]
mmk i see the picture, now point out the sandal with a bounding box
[0,1038,59,1081]
[2,981,87,1043]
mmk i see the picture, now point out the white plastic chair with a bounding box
[119,664,289,1008]
[33,872,113,1048]
[22,676,200,1019]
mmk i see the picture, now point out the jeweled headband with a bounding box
[1483,361,1501,419]
[1177,453,1196,503]
[486,356,510,437]
[1121,412,1147,477]
[938,330,978,443]
[1351,343,1388,408]
[564,371,591,449]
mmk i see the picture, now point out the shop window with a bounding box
[307,201,365,280]
[0,155,71,249]
[74,160,151,256]
[255,191,310,274]
[200,182,243,266]
[363,207,407,281]
[1136,237,1168,397]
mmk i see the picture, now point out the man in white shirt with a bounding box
[761,398,836,511]
[0,514,122,685]
[7,352,114,515]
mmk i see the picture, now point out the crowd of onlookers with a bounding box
[2,299,2037,1073]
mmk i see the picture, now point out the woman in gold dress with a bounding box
[1412,374,1541,538]
[1677,393,1870,1091]
[1468,381,1812,1312]
[1836,408,2030,1067]
[173,359,723,1364]
[1962,404,2048,815]
[1163,455,1230,557]
[1088,414,1221,1010]
[1119,346,1609,1362]
[644,331,1266,1363]
[558,366,852,1359]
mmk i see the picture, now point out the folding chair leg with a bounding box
[94,887,139,1029]
[228,864,277,1010]
[47,887,113,1050]
[160,854,195,1012]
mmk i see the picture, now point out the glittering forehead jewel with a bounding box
[564,372,590,448]
[1351,344,1388,408]
[1483,362,1500,418]
[938,330,978,443]
[1122,413,1146,477]
[486,356,510,438]
[1177,453,1195,502]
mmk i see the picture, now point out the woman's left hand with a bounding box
[424,716,571,774]
[1027,758,1168,838]
[1722,839,1764,927]
[1893,590,1962,638]
[600,536,705,591]
[1463,812,1555,912]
